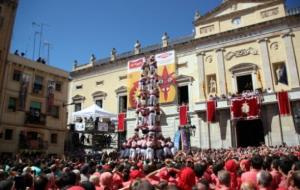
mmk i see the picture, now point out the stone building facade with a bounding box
[0,54,69,155]
[0,0,18,131]
[69,0,300,148]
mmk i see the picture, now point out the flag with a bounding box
[231,98,243,120]
[207,100,216,123]
[47,80,55,113]
[230,96,261,120]
[118,113,126,132]
[179,105,188,126]
[277,91,290,116]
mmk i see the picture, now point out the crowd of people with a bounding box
[0,145,300,190]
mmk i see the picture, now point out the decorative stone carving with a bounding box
[225,47,258,60]
[205,55,213,63]
[261,8,279,19]
[200,25,214,34]
[270,42,279,50]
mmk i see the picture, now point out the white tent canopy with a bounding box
[72,104,117,119]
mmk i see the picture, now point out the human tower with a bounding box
[121,55,176,160]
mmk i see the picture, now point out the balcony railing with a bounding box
[25,111,46,125]
[287,7,300,16]
[19,139,48,150]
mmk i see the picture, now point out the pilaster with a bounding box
[216,48,227,95]
[258,38,274,91]
[282,32,299,88]
[196,51,206,100]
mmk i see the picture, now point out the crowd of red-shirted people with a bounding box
[1,145,300,190]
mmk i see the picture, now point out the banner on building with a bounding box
[207,100,216,123]
[97,122,108,132]
[127,50,176,108]
[75,122,85,131]
[180,129,190,151]
[230,95,261,120]
[179,105,188,126]
[118,113,126,132]
[174,130,181,150]
[18,73,30,110]
[277,91,290,116]
[47,80,55,113]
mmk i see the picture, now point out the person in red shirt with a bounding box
[270,159,282,189]
[278,157,293,189]
[241,155,264,186]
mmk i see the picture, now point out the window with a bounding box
[55,82,62,92]
[51,134,58,144]
[51,106,59,118]
[96,81,103,86]
[27,131,38,140]
[33,75,43,94]
[118,95,127,113]
[178,86,189,105]
[30,102,42,119]
[4,129,13,140]
[95,99,103,108]
[8,97,17,112]
[74,103,81,112]
[232,17,241,26]
[13,70,22,81]
[76,85,83,89]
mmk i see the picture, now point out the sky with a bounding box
[10,0,300,72]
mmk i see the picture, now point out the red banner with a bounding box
[118,113,126,132]
[179,105,188,126]
[277,91,290,116]
[207,100,216,123]
[230,96,261,120]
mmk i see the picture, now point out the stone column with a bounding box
[196,51,206,100]
[282,32,300,88]
[216,48,227,95]
[258,38,274,91]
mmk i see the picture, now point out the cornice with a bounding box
[194,0,283,26]
[71,14,299,78]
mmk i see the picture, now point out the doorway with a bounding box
[236,119,264,147]
[237,74,253,93]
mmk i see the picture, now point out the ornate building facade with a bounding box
[69,0,300,148]
[0,0,18,131]
[0,54,69,155]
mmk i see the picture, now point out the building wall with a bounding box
[69,1,300,148]
[0,54,69,155]
[0,0,18,133]
[195,0,285,38]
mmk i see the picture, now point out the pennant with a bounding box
[179,105,188,126]
[118,113,126,132]
[277,91,290,116]
[207,100,216,123]
[47,80,55,113]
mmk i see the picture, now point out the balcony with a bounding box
[18,139,48,150]
[32,84,44,96]
[25,111,46,125]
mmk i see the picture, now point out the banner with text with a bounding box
[127,50,176,108]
